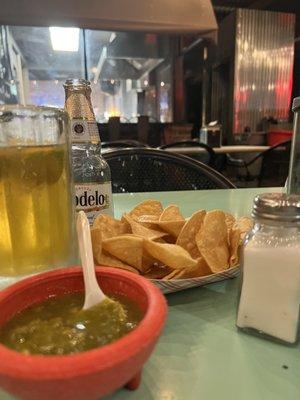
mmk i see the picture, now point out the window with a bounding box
[0,26,173,122]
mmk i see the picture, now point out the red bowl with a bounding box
[0,267,167,400]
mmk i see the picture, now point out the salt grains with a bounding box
[236,193,300,344]
[237,243,300,343]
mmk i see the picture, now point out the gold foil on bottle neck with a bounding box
[64,80,95,121]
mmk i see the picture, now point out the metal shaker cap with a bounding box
[252,193,300,222]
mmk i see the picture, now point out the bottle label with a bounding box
[75,182,113,225]
[71,119,99,143]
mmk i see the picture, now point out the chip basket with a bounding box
[151,265,240,294]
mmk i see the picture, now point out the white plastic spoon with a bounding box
[76,211,107,310]
[76,211,126,319]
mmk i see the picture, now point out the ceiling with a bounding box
[212,0,299,17]
[9,0,299,81]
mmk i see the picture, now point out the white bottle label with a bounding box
[71,119,99,143]
[75,182,113,225]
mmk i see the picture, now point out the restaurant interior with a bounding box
[0,1,300,400]
[0,0,299,189]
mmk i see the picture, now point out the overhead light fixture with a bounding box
[109,33,117,43]
[49,27,79,52]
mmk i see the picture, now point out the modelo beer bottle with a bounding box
[64,79,113,224]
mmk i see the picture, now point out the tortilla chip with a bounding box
[158,220,185,237]
[225,212,236,232]
[196,210,229,272]
[176,210,206,258]
[159,205,184,222]
[157,204,185,237]
[143,240,198,270]
[195,256,213,276]
[96,252,140,274]
[102,235,144,271]
[143,264,173,279]
[172,258,212,279]
[132,216,160,229]
[122,213,167,240]
[91,227,102,262]
[163,269,180,280]
[92,214,129,240]
[154,236,177,244]
[153,237,167,243]
[229,228,241,267]
[234,217,253,242]
[142,249,162,270]
[128,200,163,222]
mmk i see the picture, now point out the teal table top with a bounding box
[2,187,299,400]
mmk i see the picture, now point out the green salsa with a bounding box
[0,293,142,355]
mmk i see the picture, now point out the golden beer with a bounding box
[0,144,74,276]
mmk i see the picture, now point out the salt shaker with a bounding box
[236,193,300,344]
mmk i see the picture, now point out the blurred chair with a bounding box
[159,140,216,168]
[137,115,149,143]
[103,148,235,193]
[227,140,291,187]
[108,117,120,141]
[102,140,150,149]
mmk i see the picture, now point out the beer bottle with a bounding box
[64,79,113,224]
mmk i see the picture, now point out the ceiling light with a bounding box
[49,27,79,52]
[109,33,117,43]
[160,81,165,87]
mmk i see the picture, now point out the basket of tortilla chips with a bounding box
[91,200,253,294]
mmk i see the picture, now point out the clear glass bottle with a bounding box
[64,79,113,225]
[236,193,300,344]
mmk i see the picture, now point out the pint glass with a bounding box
[0,106,75,280]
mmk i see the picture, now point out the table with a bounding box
[164,145,270,155]
[2,187,299,400]
[102,145,270,156]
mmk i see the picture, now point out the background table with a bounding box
[163,145,270,155]
[102,145,271,156]
[2,187,299,400]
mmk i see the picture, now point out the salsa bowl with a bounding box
[0,267,167,400]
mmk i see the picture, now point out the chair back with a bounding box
[159,140,216,168]
[103,148,235,193]
[102,140,149,149]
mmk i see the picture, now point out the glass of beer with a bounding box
[0,105,75,282]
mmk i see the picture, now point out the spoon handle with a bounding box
[76,211,106,309]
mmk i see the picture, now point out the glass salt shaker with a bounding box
[236,193,300,344]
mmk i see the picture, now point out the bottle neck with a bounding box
[64,88,100,145]
[64,89,96,121]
